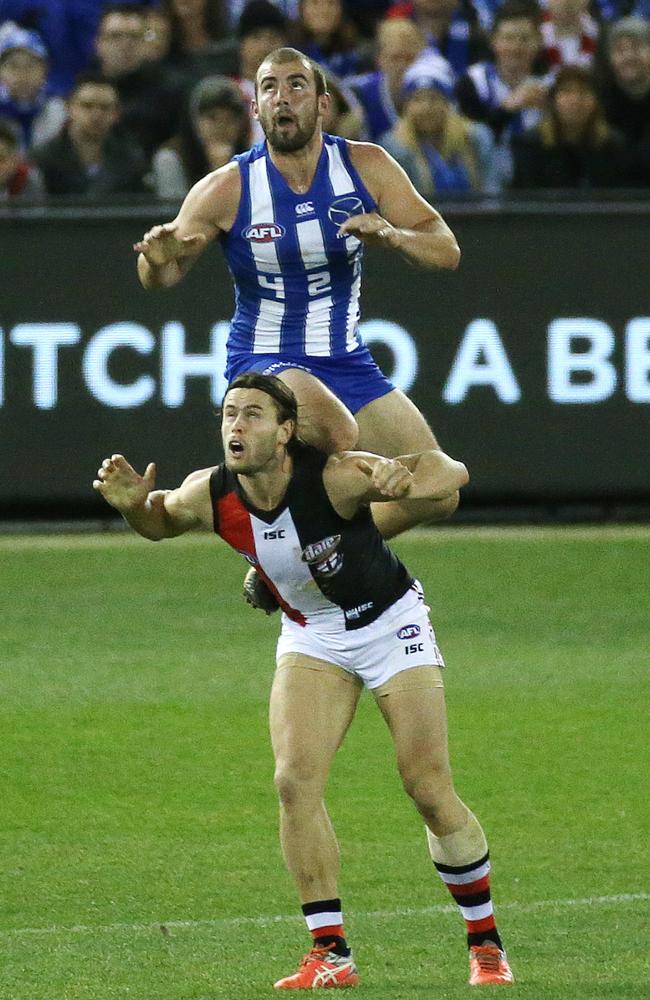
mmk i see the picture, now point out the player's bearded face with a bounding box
[255,62,322,153]
[259,94,320,152]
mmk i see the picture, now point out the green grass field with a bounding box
[1,527,648,999]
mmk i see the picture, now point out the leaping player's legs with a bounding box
[373,668,513,984]
[274,368,359,454]
[355,389,459,539]
[270,653,362,988]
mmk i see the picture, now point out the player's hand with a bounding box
[351,456,413,498]
[337,212,402,249]
[371,457,413,497]
[133,223,207,265]
[93,454,156,512]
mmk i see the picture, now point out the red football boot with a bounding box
[274,945,359,989]
[469,944,514,985]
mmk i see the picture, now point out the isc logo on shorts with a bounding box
[242,223,285,242]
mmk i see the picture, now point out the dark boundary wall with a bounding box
[1,201,649,517]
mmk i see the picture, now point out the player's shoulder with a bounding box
[345,139,393,171]
[183,161,242,230]
[345,139,401,191]
[178,466,216,497]
[189,159,240,198]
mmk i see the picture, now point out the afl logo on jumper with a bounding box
[302,535,343,578]
[243,223,285,243]
[397,624,421,640]
[327,195,364,226]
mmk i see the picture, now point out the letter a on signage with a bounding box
[443,320,521,404]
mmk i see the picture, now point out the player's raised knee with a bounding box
[324,410,359,453]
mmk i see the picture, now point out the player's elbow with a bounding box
[445,239,461,270]
[424,236,460,271]
[429,491,459,522]
[457,461,469,488]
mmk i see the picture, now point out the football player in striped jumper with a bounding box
[135,46,462,547]
[94,373,514,989]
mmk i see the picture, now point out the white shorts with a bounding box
[276,582,445,690]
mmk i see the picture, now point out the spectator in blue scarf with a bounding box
[0,0,101,95]
[379,51,499,194]
[0,22,65,148]
[348,17,425,140]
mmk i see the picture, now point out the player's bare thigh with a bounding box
[275,368,358,453]
[355,390,455,536]
[354,387,439,457]
[373,666,453,779]
[270,653,362,788]
[373,666,467,831]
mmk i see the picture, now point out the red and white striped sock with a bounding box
[427,812,503,950]
[301,898,350,956]
[434,851,503,949]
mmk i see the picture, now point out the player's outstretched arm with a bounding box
[134,162,240,289]
[342,143,460,270]
[324,449,468,518]
[93,455,211,540]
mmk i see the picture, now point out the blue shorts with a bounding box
[224,343,394,415]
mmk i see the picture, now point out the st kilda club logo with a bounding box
[301,535,343,578]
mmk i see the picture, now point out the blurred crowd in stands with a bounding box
[0,0,648,202]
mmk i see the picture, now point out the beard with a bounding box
[260,104,320,153]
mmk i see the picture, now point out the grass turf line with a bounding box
[0,529,648,998]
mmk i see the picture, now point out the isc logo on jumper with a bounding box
[243,223,285,243]
[302,534,343,577]
[264,529,285,540]
[397,624,421,640]
[295,201,314,216]
[345,601,373,621]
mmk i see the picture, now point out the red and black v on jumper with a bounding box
[209,443,413,631]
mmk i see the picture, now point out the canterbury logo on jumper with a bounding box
[295,201,314,215]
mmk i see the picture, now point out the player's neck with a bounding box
[267,131,324,195]
[238,455,293,511]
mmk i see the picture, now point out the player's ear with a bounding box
[278,419,295,446]
[318,92,331,118]
[251,96,260,121]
